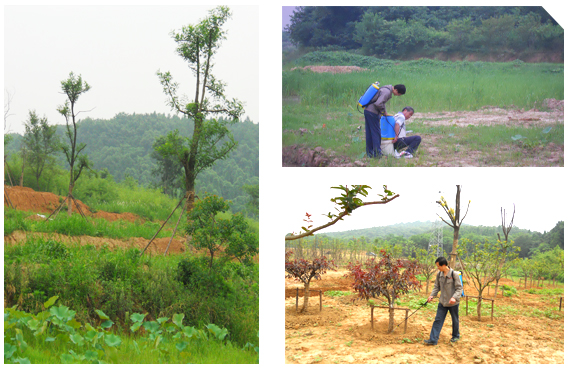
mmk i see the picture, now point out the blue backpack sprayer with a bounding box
[357,82,399,143]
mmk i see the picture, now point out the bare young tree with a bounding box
[436,185,470,269]
[494,204,515,296]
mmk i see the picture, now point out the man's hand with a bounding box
[392,138,398,143]
[449,297,456,305]
[427,296,433,303]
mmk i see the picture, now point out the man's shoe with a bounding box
[423,340,437,346]
[450,337,460,343]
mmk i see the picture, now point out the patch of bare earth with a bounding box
[290,66,369,74]
[285,270,564,364]
[282,99,563,167]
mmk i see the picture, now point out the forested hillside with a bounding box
[284,6,563,62]
[318,220,563,259]
[4,113,258,216]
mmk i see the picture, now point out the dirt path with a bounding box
[285,270,564,364]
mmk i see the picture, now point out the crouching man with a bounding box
[393,106,421,158]
[424,256,463,345]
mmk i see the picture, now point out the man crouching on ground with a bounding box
[393,106,421,159]
[424,256,463,345]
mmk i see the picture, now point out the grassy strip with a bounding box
[4,208,172,239]
[283,56,563,112]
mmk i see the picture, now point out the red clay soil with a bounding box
[4,186,140,222]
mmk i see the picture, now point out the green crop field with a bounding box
[283,53,564,167]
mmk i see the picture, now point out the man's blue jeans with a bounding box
[364,110,381,158]
[428,302,460,343]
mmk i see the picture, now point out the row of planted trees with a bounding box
[285,185,563,332]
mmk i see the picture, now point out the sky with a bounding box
[4,5,259,135]
[280,178,565,237]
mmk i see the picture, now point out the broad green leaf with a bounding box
[27,319,41,331]
[36,310,51,321]
[85,323,96,332]
[542,127,552,134]
[182,326,199,339]
[84,331,97,342]
[67,319,82,330]
[130,313,146,323]
[143,321,160,333]
[70,333,85,346]
[448,133,455,137]
[358,152,366,159]
[511,134,526,141]
[157,317,169,325]
[104,334,121,347]
[50,305,75,321]
[85,350,98,361]
[176,341,189,352]
[60,354,74,364]
[4,343,17,359]
[45,336,56,342]
[95,309,110,320]
[172,332,182,340]
[101,320,114,329]
[13,357,31,364]
[130,322,142,332]
[44,296,59,309]
[165,323,176,332]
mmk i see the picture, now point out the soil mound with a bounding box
[4,186,141,222]
[282,145,366,167]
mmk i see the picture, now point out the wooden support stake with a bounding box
[139,195,186,257]
[296,288,299,313]
[404,309,409,334]
[319,290,322,311]
[371,306,374,330]
[560,297,563,311]
[164,196,187,256]
[491,300,494,322]
[466,296,468,316]
[45,195,69,222]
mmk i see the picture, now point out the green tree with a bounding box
[187,195,258,269]
[242,183,259,219]
[58,72,92,216]
[460,238,519,320]
[413,246,439,293]
[156,6,244,234]
[22,111,60,190]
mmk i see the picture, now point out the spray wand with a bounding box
[393,300,429,330]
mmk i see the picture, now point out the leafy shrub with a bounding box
[500,285,518,297]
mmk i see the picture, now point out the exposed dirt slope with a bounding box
[4,186,141,222]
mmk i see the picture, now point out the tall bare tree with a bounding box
[494,204,515,296]
[57,72,92,216]
[436,185,470,269]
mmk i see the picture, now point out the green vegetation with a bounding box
[4,238,259,364]
[285,7,562,59]
[5,114,258,218]
[500,285,518,297]
[283,58,563,112]
[324,290,352,297]
[4,297,257,364]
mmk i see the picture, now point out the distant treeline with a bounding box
[317,220,564,259]
[285,6,563,59]
[4,113,259,217]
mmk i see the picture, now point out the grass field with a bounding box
[282,54,564,167]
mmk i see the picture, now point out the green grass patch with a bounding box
[527,288,564,296]
[324,290,352,297]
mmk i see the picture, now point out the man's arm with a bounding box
[427,273,440,302]
[372,89,391,115]
[393,123,400,143]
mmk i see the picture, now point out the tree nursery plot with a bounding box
[284,270,564,364]
[282,59,564,167]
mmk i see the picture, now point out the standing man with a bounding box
[364,84,406,158]
[393,106,421,158]
[424,256,463,345]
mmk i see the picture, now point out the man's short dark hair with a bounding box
[394,84,406,95]
[402,106,414,114]
[435,256,448,266]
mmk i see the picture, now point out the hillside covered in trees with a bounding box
[4,113,258,217]
[284,6,563,62]
[318,220,564,259]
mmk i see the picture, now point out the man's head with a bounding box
[402,106,414,120]
[393,84,406,96]
[435,256,448,272]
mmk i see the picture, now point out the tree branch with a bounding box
[285,194,400,240]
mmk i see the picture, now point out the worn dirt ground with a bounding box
[285,270,564,364]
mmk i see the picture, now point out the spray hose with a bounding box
[394,300,429,330]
